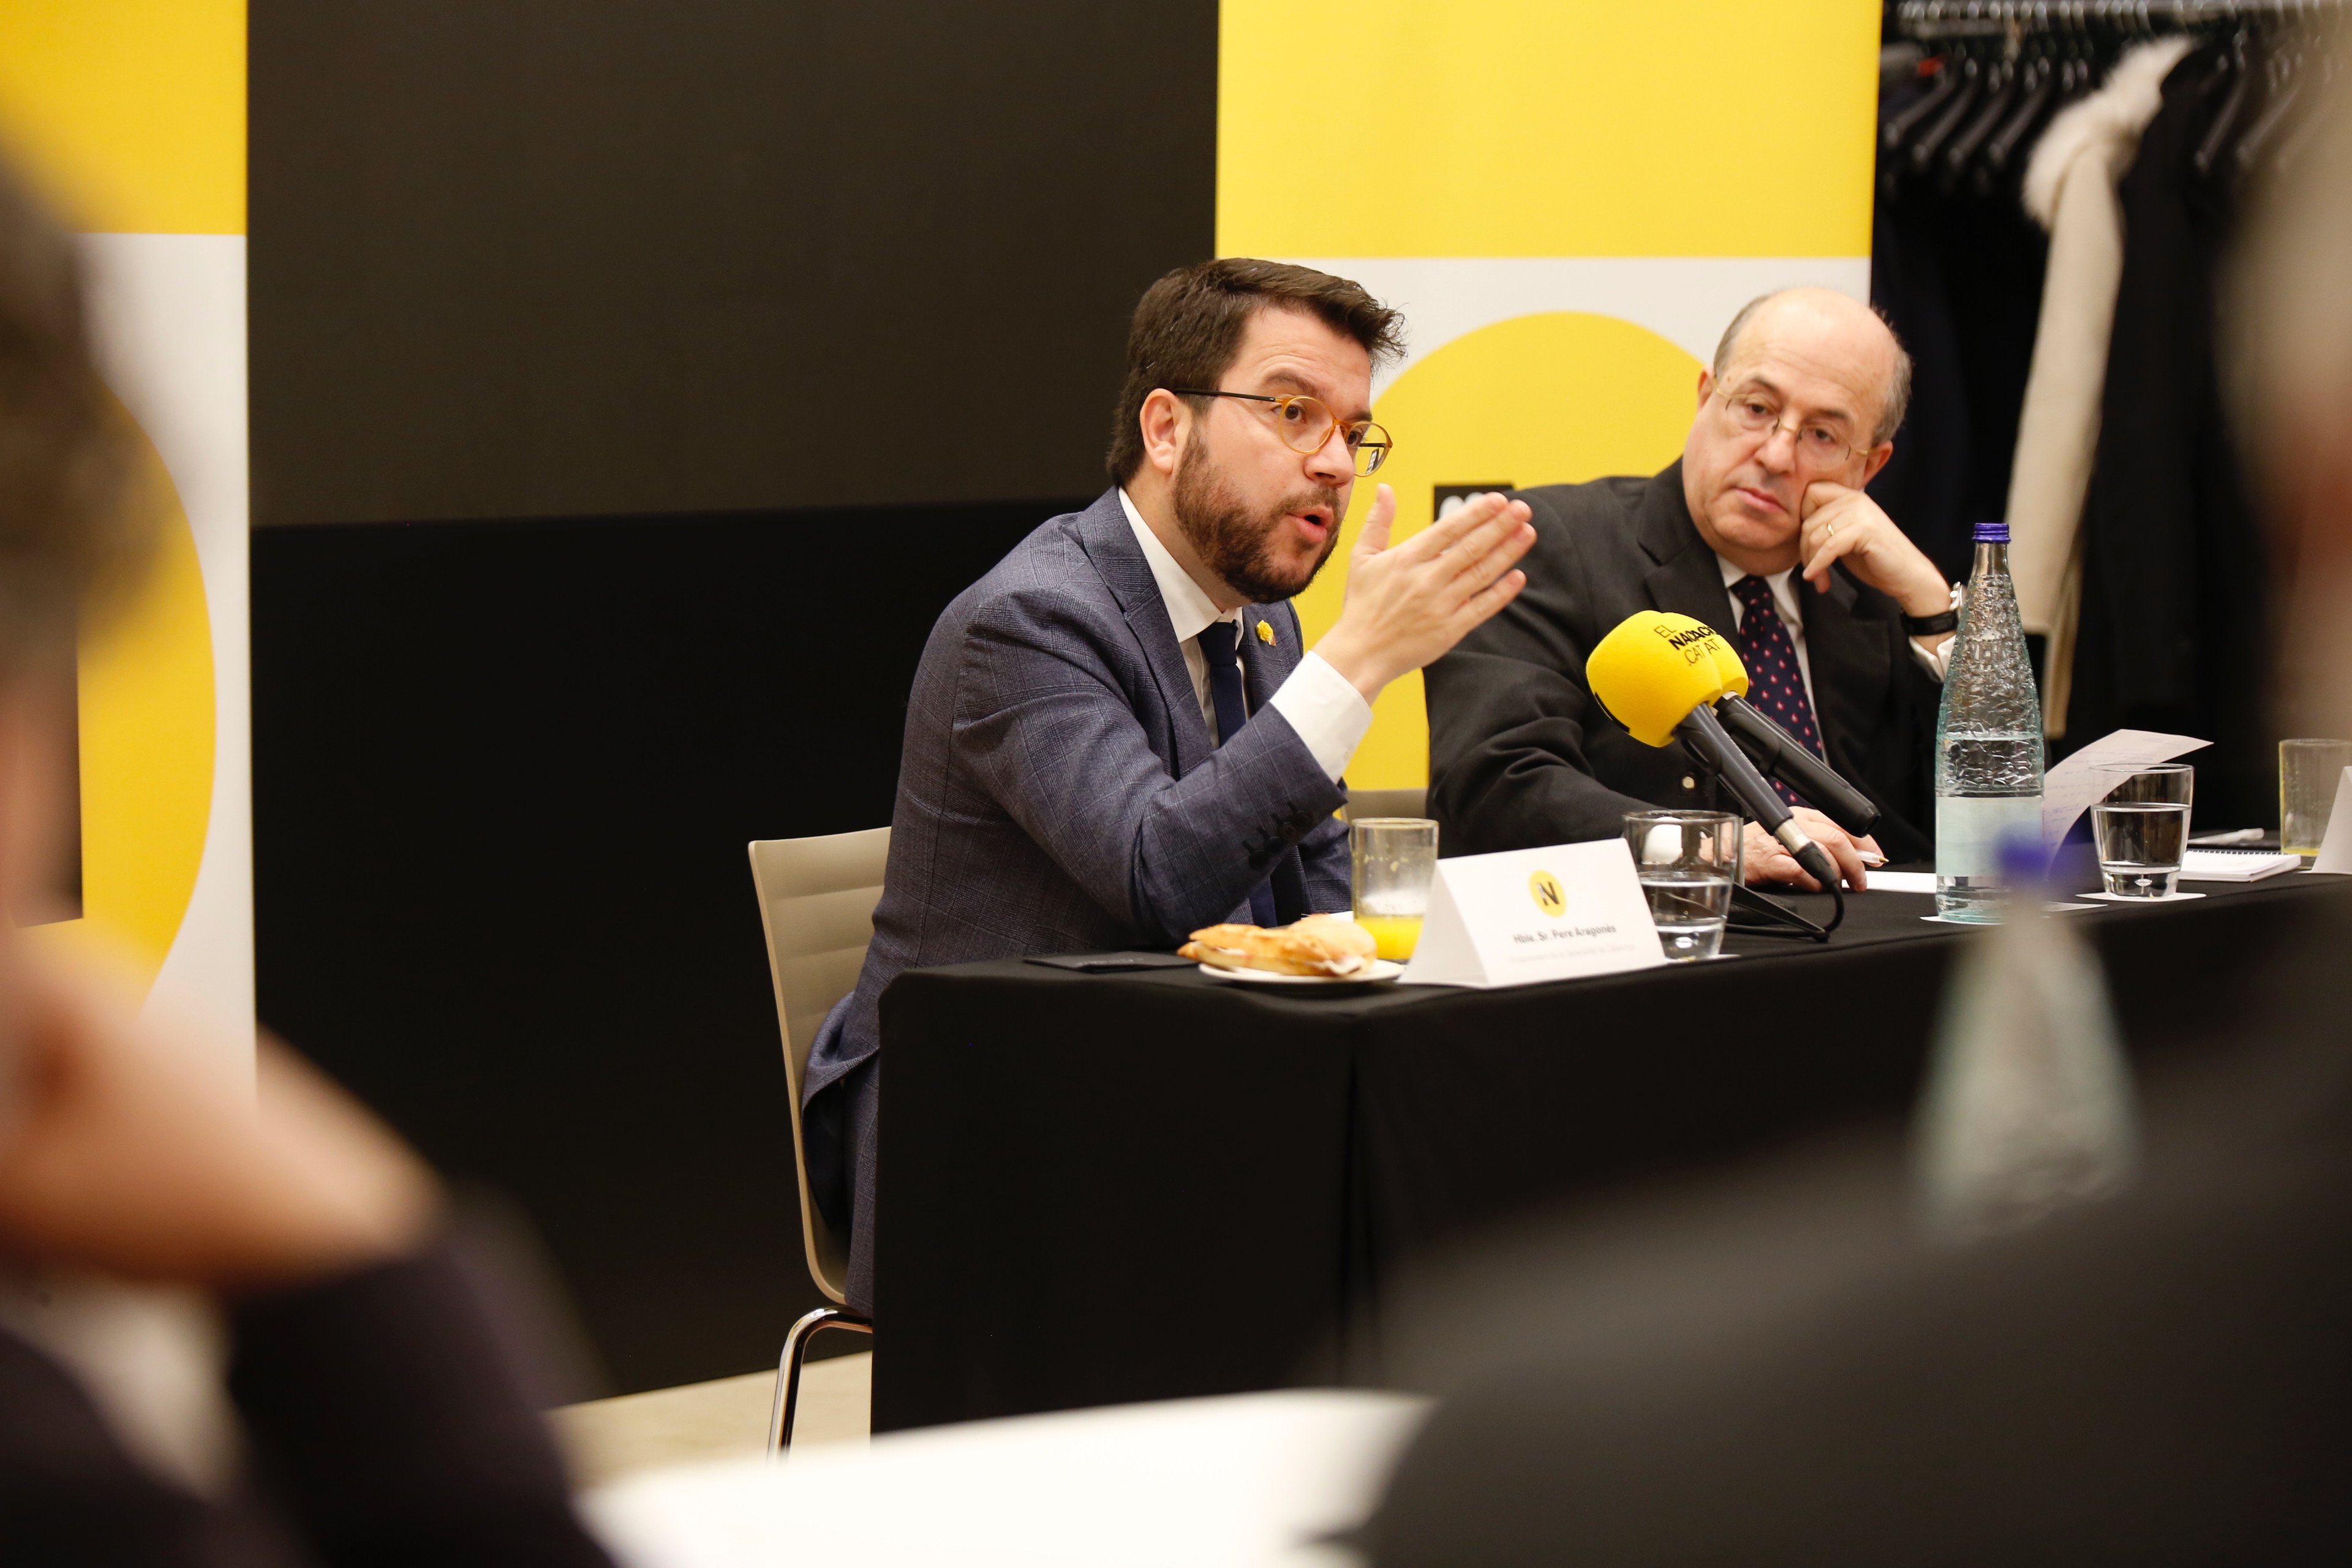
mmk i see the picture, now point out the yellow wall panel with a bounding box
[0,0,246,234]
[1221,0,1881,786]
[72,442,214,975]
[1219,0,1878,258]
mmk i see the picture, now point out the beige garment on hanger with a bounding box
[2005,36,2193,737]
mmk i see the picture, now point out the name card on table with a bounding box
[1402,840,1667,989]
[2311,766,2352,874]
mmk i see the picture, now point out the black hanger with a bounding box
[1908,54,1986,180]
[2193,27,2255,181]
[2054,14,2098,108]
[1942,56,2023,189]
[1979,55,2062,191]
[2233,40,2307,176]
[1883,51,1966,162]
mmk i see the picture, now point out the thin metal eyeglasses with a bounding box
[1169,388,1393,476]
[1713,385,1872,470]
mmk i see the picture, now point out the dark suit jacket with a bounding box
[807,488,1351,1308]
[0,1244,614,1567]
[1425,462,1939,862]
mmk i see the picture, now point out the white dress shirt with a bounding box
[1119,489,1372,782]
[1713,554,1952,717]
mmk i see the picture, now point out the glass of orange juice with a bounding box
[1349,817,1438,960]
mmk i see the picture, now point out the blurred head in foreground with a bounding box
[0,144,432,1294]
[0,140,619,1568]
[2228,48,2352,741]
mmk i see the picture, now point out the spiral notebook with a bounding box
[2179,849,2301,883]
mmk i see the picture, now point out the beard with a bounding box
[1169,429,1346,603]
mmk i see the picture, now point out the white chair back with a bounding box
[748,827,890,1305]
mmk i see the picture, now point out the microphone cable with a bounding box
[1724,823,1845,942]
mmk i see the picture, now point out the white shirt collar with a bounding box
[1120,487,1234,646]
[1716,553,1803,633]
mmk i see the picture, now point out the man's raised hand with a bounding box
[1314,487,1535,703]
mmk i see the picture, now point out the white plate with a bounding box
[1197,959,1406,986]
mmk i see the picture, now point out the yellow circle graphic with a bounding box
[1529,868,1566,918]
[31,421,216,998]
[1292,311,1702,787]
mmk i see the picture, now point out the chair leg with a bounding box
[768,1306,875,1457]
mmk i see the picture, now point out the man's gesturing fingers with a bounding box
[1399,491,1517,565]
[1312,492,1534,703]
[1352,483,1396,564]
[1445,566,1529,641]
[1447,511,1537,602]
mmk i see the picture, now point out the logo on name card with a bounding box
[1528,869,1566,917]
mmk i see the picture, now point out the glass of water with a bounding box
[2092,763,2194,897]
[1349,818,1438,960]
[2280,739,2352,861]
[1623,810,1741,960]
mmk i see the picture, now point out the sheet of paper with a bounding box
[2041,728,2211,850]
[1402,840,1667,989]
[2309,766,2352,874]
[1863,870,1939,894]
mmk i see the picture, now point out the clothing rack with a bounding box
[1875,0,2326,823]
[1893,1,2343,42]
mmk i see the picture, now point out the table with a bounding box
[585,1390,1423,1568]
[872,873,2342,1433]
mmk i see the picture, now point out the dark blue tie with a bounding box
[1198,620,1280,927]
[1727,575,1825,810]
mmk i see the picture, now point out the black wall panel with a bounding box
[252,500,1077,1392]
[250,0,1218,526]
[250,1,1218,1393]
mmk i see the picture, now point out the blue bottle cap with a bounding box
[1973,521,2011,543]
[1997,830,2046,883]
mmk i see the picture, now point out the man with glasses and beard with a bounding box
[804,258,1536,1310]
[1427,287,1954,889]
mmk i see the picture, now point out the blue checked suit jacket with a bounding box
[805,488,1352,1307]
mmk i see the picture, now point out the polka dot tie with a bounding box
[1727,575,1823,811]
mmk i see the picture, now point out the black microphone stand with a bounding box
[1730,880,1842,942]
[1681,743,1845,943]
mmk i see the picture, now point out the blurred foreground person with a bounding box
[0,156,615,1566]
[1366,57,2352,1567]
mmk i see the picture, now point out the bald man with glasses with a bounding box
[1427,287,1959,889]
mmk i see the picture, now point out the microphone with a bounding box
[1714,695,1881,839]
[1586,611,1841,890]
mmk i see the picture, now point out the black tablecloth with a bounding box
[871,875,2340,1432]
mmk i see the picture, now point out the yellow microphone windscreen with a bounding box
[1586,611,1750,747]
